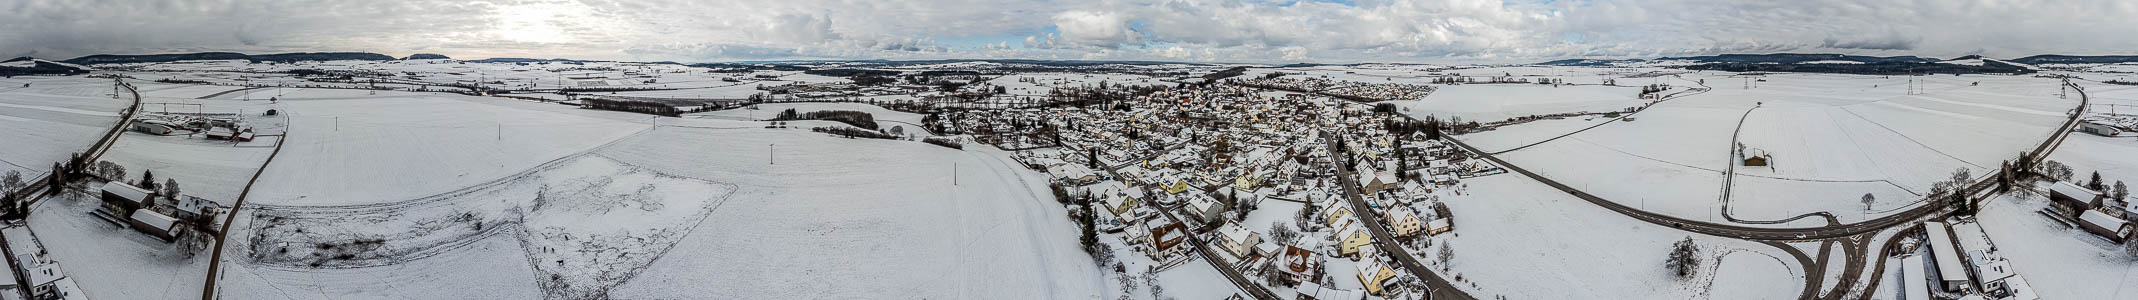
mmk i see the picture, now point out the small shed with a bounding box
[127,209,179,241]
[2078,121,2121,137]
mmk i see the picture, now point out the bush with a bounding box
[810,127,897,139]
[923,137,964,150]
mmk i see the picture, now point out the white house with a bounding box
[1217,223,1262,259]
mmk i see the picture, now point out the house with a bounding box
[2077,209,2135,243]
[1355,257,1398,296]
[128,209,179,241]
[1217,223,1262,259]
[1386,208,1424,237]
[1185,194,1228,223]
[1101,190,1142,218]
[1923,222,1971,292]
[1274,244,1322,286]
[1335,225,1373,258]
[1146,222,1189,260]
[2049,181,2105,216]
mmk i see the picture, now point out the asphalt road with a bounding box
[1324,131,1476,300]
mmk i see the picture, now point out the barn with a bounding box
[2048,181,2105,217]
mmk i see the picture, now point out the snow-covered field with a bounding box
[1399,84,1647,123]
[0,77,126,178]
[1471,71,2074,225]
[189,88,1103,298]
[1433,173,1804,299]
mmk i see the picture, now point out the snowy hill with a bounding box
[0,57,92,75]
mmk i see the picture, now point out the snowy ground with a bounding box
[1430,174,1804,299]
[1398,84,1647,123]
[26,183,209,300]
[207,94,1104,298]
[0,77,126,178]
[686,102,932,135]
[1974,193,2138,300]
[1471,72,2073,225]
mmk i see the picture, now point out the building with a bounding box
[1426,218,1454,236]
[2079,121,2122,136]
[1336,225,1373,258]
[130,120,181,135]
[1185,194,1228,223]
[127,209,180,241]
[1145,222,1189,260]
[2049,181,2105,216]
[2077,209,2135,243]
[1902,255,1930,300]
[1294,282,1365,300]
[1101,189,1142,218]
[1217,223,1262,259]
[1922,222,1971,292]
[97,182,152,217]
[1386,208,1424,237]
[1355,257,1398,296]
[1274,244,1322,286]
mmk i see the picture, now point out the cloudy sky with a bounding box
[6,0,2138,64]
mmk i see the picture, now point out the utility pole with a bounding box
[769,144,775,165]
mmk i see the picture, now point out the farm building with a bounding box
[130,120,182,135]
[2078,121,2122,136]
[2048,181,2106,217]
[127,209,180,241]
[97,182,152,216]
[1902,255,1930,300]
[1922,222,1971,292]
[2077,210,2135,243]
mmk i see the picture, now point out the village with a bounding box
[0,54,2135,300]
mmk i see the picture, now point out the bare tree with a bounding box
[1861,193,1876,210]
[2127,239,2138,261]
[1,170,22,193]
[163,179,181,199]
[1270,221,1298,244]
[1666,237,1702,280]
[1437,241,1455,267]
[177,225,213,258]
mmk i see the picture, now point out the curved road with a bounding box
[1442,80,2087,242]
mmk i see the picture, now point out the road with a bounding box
[1078,138,1277,299]
[6,78,143,204]
[1441,81,2087,242]
[1323,131,1476,300]
[198,120,293,300]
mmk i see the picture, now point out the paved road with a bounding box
[1081,138,1276,300]
[6,78,143,204]
[199,115,293,300]
[1323,131,1476,300]
[1442,80,2086,242]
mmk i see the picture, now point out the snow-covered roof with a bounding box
[2079,209,2128,230]
[129,209,178,231]
[100,182,151,202]
[1922,222,1969,283]
[2050,181,2101,200]
[1902,255,1930,300]
[1219,223,1256,244]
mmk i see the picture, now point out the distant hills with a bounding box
[62,52,396,65]
[0,57,92,76]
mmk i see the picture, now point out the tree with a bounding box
[1,170,22,195]
[2041,160,2074,182]
[1270,221,1299,244]
[1437,241,1455,267]
[1666,237,1702,280]
[94,161,125,182]
[1861,193,1876,210]
[2127,238,2138,261]
[177,225,213,258]
[2089,171,2106,191]
[140,170,156,190]
[164,179,181,199]
[2114,181,2130,203]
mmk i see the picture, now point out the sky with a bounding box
[5,0,2138,64]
